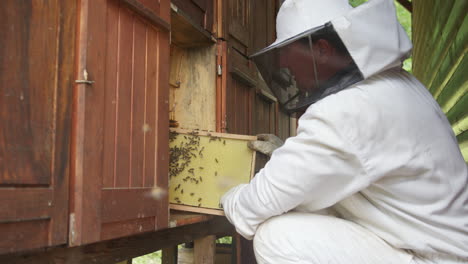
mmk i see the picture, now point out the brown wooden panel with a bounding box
[101,189,164,223]
[154,27,171,231]
[0,0,74,252]
[143,28,159,188]
[135,0,160,15]
[225,47,255,135]
[0,1,56,185]
[102,1,120,188]
[227,0,250,52]
[131,17,148,188]
[0,217,233,264]
[101,217,156,241]
[72,0,170,245]
[0,220,49,254]
[250,0,277,55]
[0,189,52,222]
[277,108,292,141]
[172,0,214,33]
[115,7,134,188]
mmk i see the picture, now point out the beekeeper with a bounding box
[221,0,468,263]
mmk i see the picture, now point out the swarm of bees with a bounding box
[169,130,226,208]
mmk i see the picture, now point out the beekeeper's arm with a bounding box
[221,104,369,240]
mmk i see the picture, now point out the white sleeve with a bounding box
[221,107,369,240]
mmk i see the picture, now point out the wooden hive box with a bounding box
[169,129,256,215]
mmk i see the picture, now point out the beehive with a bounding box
[169,128,256,215]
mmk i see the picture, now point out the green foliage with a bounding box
[216,236,233,244]
[132,251,162,264]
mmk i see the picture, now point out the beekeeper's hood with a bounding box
[251,0,412,112]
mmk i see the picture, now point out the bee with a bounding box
[215,158,218,163]
[190,193,195,196]
[198,203,201,207]
[215,171,218,176]
[199,167,204,170]
[223,140,226,145]
[181,189,184,194]
[200,176,203,182]
[198,198,202,202]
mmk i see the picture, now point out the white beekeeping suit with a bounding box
[221,0,468,263]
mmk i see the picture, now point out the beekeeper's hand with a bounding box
[248,134,284,157]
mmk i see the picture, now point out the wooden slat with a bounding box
[101,189,163,223]
[101,217,155,241]
[0,220,49,254]
[102,1,120,188]
[162,246,178,264]
[71,0,107,245]
[49,0,76,245]
[0,189,53,222]
[169,204,225,216]
[0,217,234,264]
[121,0,170,31]
[99,8,117,188]
[194,235,216,264]
[130,17,147,188]
[0,0,58,185]
[169,211,213,227]
[154,29,171,230]
[115,6,134,188]
[143,26,159,188]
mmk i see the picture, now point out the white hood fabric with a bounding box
[222,0,468,261]
[265,0,412,79]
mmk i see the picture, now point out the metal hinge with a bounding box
[217,65,222,76]
[75,69,95,85]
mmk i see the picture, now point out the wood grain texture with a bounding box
[0,0,56,185]
[169,45,217,131]
[72,0,170,246]
[0,0,75,252]
[194,235,216,264]
[0,189,53,222]
[0,220,50,254]
[0,217,234,264]
[101,217,156,241]
[101,189,164,223]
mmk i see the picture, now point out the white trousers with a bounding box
[253,212,467,264]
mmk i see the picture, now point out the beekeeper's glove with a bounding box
[248,134,284,157]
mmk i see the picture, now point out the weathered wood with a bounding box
[171,6,216,48]
[194,235,216,264]
[216,41,228,133]
[172,0,214,34]
[0,189,53,222]
[170,204,225,216]
[121,0,170,31]
[0,220,50,255]
[101,189,164,223]
[71,0,171,246]
[169,45,217,131]
[0,0,75,252]
[0,217,234,264]
[162,246,178,264]
[101,217,156,241]
[169,211,214,227]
